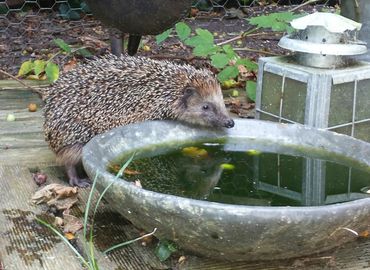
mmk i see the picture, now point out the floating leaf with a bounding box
[175,22,191,41]
[246,149,261,156]
[210,53,230,69]
[246,80,257,102]
[155,241,177,262]
[182,146,208,158]
[45,62,60,83]
[18,60,34,76]
[156,28,172,44]
[34,59,46,76]
[54,38,72,53]
[217,66,239,82]
[220,163,235,170]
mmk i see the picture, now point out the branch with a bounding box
[216,27,260,46]
[0,69,45,96]
[289,0,322,12]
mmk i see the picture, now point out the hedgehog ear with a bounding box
[181,87,197,108]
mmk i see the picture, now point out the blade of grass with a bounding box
[104,228,157,254]
[92,153,135,219]
[36,218,90,268]
[83,172,99,239]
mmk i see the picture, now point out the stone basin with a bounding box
[82,119,370,261]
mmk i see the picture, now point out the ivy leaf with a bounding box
[45,62,60,83]
[235,58,258,71]
[155,241,177,262]
[210,53,230,69]
[156,28,172,44]
[192,44,217,57]
[18,60,34,76]
[217,66,239,82]
[246,80,257,102]
[54,38,72,53]
[175,22,191,41]
[33,60,46,76]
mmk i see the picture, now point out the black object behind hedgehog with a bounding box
[85,0,192,55]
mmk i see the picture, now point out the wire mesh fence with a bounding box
[0,0,339,76]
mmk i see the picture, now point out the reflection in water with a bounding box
[110,143,370,206]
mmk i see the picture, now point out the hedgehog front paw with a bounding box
[69,177,91,188]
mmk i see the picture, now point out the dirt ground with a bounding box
[0,3,337,118]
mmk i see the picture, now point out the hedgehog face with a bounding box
[177,86,235,129]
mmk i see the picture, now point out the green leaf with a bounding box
[217,66,239,82]
[18,60,34,76]
[235,58,258,71]
[192,44,218,57]
[195,28,214,44]
[45,62,60,83]
[246,80,257,102]
[222,44,237,59]
[248,12,305,32]
[33,60,46,76]
[210,53,230,69]
[175,22,191,41]
[184,35,204,47]
[155,241,177,262]
[53,38,72,53]
[156,28,172,44]
[76,48,93,57]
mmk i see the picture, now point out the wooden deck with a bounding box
[1,80,370,270]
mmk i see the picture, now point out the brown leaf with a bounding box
[63,210,83,233]
[32,183,78,208]
[64,232,75,240]
[63,58,78,72]
[124,168,141,175]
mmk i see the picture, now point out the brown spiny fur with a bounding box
[43,54,234,186]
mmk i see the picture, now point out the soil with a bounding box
[0,3,337,117]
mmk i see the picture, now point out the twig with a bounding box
[0,69,44,96]
[233,48,281,56]
[289,0,322,12]
[216,27,260,46]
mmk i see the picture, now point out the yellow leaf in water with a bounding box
[124,168,141,175]
[220,163,235,170]
[246,149,261,156]
[182,146,208,158]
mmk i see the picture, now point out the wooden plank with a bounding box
[0,147,55,165]
[0,118,43,135]
[0,80,49,90]
[0,133,47,149]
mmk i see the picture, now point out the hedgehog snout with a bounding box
[224,119,235,128]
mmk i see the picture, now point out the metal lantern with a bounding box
[256,13,370,142]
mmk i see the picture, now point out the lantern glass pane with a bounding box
[353,122,370,142]
[261,72,282,116]
[329,82,354,127]
[282,78,307,124]
[355,79,370,121]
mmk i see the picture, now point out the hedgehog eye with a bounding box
[202,104,209,110]
[184,87,195,95]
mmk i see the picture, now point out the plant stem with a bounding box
[233,47,281,56]
[216,27,260,46]
[289,0,321,12]
[0,69,45,96]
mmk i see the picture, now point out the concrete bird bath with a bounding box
[82,119,370,261]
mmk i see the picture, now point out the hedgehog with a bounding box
[43,54,234,187]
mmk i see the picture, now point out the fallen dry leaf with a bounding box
[63,209,83,233]
[64,232,75,240]
[54,216,64,227]
[63,58,78,72]
[32,183,78,210]
[124,169,141,175]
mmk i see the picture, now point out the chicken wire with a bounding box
[0,0,339,75]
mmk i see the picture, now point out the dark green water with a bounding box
[109,142,370,207]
